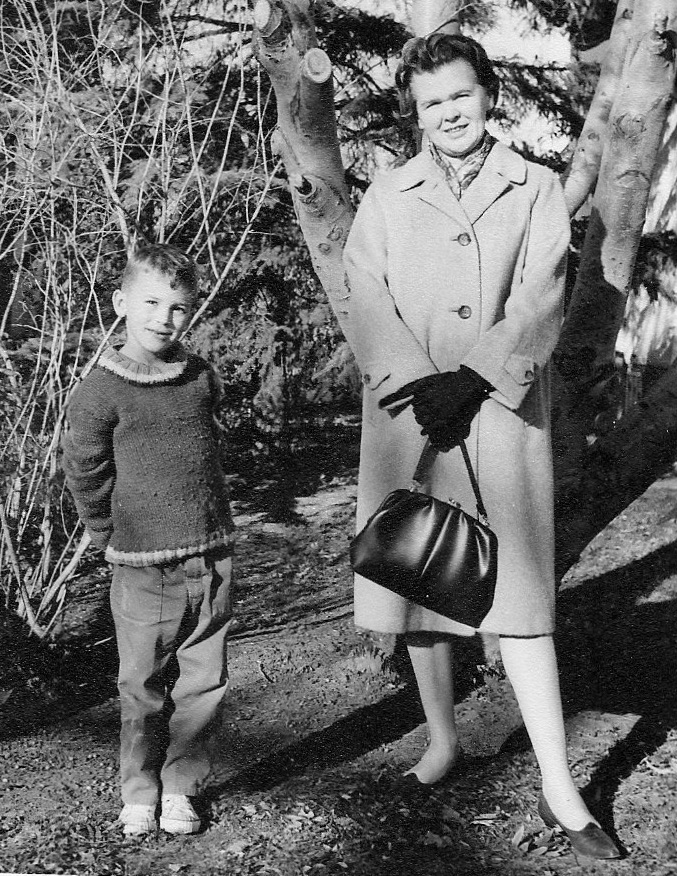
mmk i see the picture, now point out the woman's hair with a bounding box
[395,33,500,122]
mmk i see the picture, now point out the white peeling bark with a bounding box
[252,0,354,324]
[563,0,635,217]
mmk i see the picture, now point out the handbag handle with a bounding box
[412,439,489,524]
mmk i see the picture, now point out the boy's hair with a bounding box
[122,243,199,297]
[395,33,500,123]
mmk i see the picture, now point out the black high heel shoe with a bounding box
[538,794,621,860]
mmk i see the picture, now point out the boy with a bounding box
[62,243,235,836]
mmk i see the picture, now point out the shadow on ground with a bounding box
[205,635,491,802]
[228,420,361,522]
[498,538,677,843]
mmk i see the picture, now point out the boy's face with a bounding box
[112,267,193,365]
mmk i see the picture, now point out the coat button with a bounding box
[524,369,535,382]
[457,232,471,246]
[363,373,371,385]
[458,305,472,319]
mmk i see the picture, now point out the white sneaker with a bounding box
[160,794,201,834]
[118,803,157,836]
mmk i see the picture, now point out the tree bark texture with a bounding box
[409,0,461,38]
[563,0,635,218]
[557,1,677,381]
[552,1,677,573]
[252,0,354,322]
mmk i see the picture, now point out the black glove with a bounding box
[380,367,493,452]
[425,408,476,452]
[426,424,458,453]
[410,367,493,430]
[380,367,492,424]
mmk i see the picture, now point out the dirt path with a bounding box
[2,473,677,875]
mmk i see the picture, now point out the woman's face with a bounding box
[411,58,494,158]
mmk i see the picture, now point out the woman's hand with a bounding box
[409,367,492,429]
[380,366,493,450]
[426,422,467,452]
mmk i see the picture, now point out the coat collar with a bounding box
[393,141,527,227]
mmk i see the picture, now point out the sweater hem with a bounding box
[105,531,234,567]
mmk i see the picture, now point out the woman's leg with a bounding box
[404,632,460,784]
[499,634,595,829]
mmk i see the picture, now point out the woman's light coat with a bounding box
[341,142,570,636]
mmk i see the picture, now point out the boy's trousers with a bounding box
[110,550,233,805]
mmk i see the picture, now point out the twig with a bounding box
[0,502,45,638]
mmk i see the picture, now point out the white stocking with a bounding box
[405,633,460,783]
[499,635,597,829]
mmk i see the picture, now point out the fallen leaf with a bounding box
[224,838,250,855]
[529,845,549,856]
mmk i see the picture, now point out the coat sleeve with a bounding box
[461,168,570,410]
[61,375,116,549]
[342,183,439,408]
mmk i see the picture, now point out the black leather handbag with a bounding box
[350,440,497,628]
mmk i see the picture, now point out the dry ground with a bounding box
[1,462,677,876]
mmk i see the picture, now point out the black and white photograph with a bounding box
[1,1,676,874]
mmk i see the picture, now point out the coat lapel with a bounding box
[394,142,527,228]
[417,176,470,228]
[395,152,470,229]
[460,142,527,225]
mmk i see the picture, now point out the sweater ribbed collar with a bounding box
[97,344,188,385]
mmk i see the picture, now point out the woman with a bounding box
[340,33,620,860]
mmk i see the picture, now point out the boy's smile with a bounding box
[113,269,193,366]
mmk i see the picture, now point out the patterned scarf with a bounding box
[429,132,496,200]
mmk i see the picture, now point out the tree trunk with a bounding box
[409,0,461,37]
[563,0,635,217]
[556,2,677,383]
[552,1,677,572]
[252,0,354,323]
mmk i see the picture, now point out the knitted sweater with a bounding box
[62,345,234,567]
